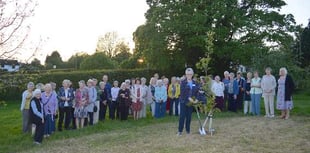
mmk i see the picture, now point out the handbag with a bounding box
[93,105,98,112]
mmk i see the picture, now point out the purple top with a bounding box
[41,92,58,115]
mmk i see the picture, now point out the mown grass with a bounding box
[0,91,309,153]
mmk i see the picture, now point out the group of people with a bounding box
[20,67,295,144]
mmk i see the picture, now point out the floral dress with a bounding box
[276,78,293,110]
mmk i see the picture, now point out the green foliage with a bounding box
[45,51,64,69]
[0,69,156,100]
[80,52,116,70]
[65,53,89,70]
[300,21,310,67]
[135,0,298,75]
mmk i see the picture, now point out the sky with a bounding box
[21,0,310,63]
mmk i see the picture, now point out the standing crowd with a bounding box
[20,67,295,144]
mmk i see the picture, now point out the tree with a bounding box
[45,51,64,69]
[134,0,297,74]
[113,41,132,64]
[300,20,310,67]
[65,52,89,69]
[0,0,36,59]
[80,52,116,70]
[96,31,121,58]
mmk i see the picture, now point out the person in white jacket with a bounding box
[20,82,35,133]
[211,76,225,111]
[261,67,277,118]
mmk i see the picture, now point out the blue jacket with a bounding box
[57,87,75,108]
[180,80,199,104]
[228,80,239,95]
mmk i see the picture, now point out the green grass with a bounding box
[0,91,309,153]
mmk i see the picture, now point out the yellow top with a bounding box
[24,93,32,109]
[168,83,180,98]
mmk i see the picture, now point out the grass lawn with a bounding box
[0,91,309,153]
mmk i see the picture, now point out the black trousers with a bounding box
[58,107,72,130]
[99,102,107,121]
[109,101,117,120]
[118,103,129,120]
[34,121,44,143]
[228,94,237,112]
[87,112,94,125]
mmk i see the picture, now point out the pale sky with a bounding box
[21,0,310,63]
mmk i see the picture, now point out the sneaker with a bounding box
[177,132,182,136]
[34,141,41,145]
[264,115,269,118]
[269,115,275,118]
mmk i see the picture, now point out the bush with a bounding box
[0,69,156,100]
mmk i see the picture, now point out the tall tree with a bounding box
[96,31,121,58]
[0,0,36,59]
[134,0,297,74]
[113,41,132,64]
[45,51,64,69]
[300,20,310,67]
[65,52,89,69]
[80,52,115,70]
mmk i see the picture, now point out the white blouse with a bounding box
[211,81,225,97]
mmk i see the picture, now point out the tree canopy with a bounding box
[133,0,298,75]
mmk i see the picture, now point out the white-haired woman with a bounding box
[41,83,58,137]
[149,77,157,117]
[117,82,131,120]
[20,82,35,133]
[74,80,89,129]
[277,67,295,119]
[86,79,97,125]
[261,67,277,118]
[178,68,199,135]
[57,79,75,131]
[154,79,167,118]
[139,77,148,118]
[30,89,44,144]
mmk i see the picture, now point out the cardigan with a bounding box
[284,75,295,101]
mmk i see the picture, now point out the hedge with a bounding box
[0,69,158,100]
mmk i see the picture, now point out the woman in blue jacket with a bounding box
[178,68,199,135]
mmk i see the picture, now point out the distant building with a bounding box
[0,59,20,72]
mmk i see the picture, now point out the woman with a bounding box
[140,77,149,118]
[236,72,245,111]
[86,79,97,125]
[57,79,75,131]
[74,80,89,129]
[244,72,252,115]
[277,67,295,119]
[29,89,44,144]
[261,67,277,118]
[149,77,157,117]
[211,76,225,111]
[131,79,143,120]
[222,71,230,111]
[197,76,207,112]
[98,81,109,121]
[168,76,180,116]
[41,83,58,137]
[178,68,199,135]
[154,79,167,118]
[227,73,239,112]
[20,82,35,133]
[250,71,262,116]
[111,81,120,120]
[117,82,131,120]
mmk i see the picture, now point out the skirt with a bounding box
[132,101,142,111]
[74,106,88,118]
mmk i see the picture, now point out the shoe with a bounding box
[264,115,269,118]
[34,141,41,145]
[186,131,190,134]
[177,132,182,136]
[269,115,275,118]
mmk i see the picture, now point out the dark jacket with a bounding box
[57,87,75,108]
[29,97,43,124]
[180,80,199,104]
[284,75,295,101]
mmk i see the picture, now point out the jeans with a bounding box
[155,102,166,118]
[44,114,53,135]
[169,98,179,116]
[178,102,193,133]
[251,94,262,116]
[58,107,72,130]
